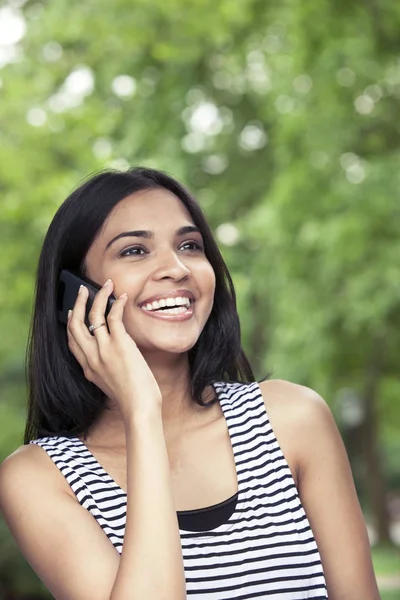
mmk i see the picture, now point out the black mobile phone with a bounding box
[57,270,116,327]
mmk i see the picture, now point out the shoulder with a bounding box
[257,379,339,475]
[0,443,76,551]
[1,442,50,476]
[258,378,332,426]
[0,442,72,507]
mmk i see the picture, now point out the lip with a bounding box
[140,304,194,322]
[138,289,195,307]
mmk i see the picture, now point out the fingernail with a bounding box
[78,285,84,294]
[103,279,112,287]
[119,293,128,299]
[68,310,72,319]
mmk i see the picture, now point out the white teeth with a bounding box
[179,297,191,308]
[161,306,187,314]
[141,296,192,311]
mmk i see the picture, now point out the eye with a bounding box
[119,246,147,257]
[179,240,204,252]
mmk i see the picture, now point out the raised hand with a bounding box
[66,279,162,421]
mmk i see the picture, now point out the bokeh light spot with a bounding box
[26,107,47,126]
[239,123,268,151]
[0,7,26,46]
[216,223,240,246]
[112,75,137,98]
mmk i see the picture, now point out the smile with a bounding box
[138,292,195,321]
[140,303,194,321]
[141,296,191,311]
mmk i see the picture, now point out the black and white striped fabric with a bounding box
[31,381,328,598]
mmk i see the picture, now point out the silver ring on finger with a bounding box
[88,322,106,334]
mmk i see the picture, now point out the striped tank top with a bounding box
[30,380,328,598]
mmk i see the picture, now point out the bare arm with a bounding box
[0,415,186,600]
[0,280,186,599]
[296,389,380,599]
[260,380,380,600]
[0,446,120,600]
[110,412,186,599]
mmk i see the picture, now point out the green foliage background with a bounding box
[0,0,399,596]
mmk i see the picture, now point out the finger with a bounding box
[66,316,87,367]
[72,284,90,323]
[88,278,114,341]
[68,285,93,345]
[106,293,129,337]
[67,328,96,384]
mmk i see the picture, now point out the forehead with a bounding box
[102,188,194,230]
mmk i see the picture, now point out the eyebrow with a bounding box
[105,225,202,251]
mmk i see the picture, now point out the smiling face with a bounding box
[84,188,216,356]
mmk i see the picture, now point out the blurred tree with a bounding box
[0,0,399,594]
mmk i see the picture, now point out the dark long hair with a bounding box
[24,167,255,443]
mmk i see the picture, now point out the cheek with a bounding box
[202,264,216,310]
[202,263,216,295]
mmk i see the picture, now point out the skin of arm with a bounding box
[0,445,120,600]
[259,380,380,600]
[0,412,187,600]
[109,410,186,600]
[0,282,187,600]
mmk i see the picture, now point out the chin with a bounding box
[127,318,205,348]
[134,333,200,357]
[155,340,197,355]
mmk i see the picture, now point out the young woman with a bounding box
[0,167,379,599]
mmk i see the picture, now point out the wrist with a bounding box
[122,403,163,431]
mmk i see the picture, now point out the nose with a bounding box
[152,249,190,281]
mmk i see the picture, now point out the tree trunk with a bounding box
[361,335,391,543]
